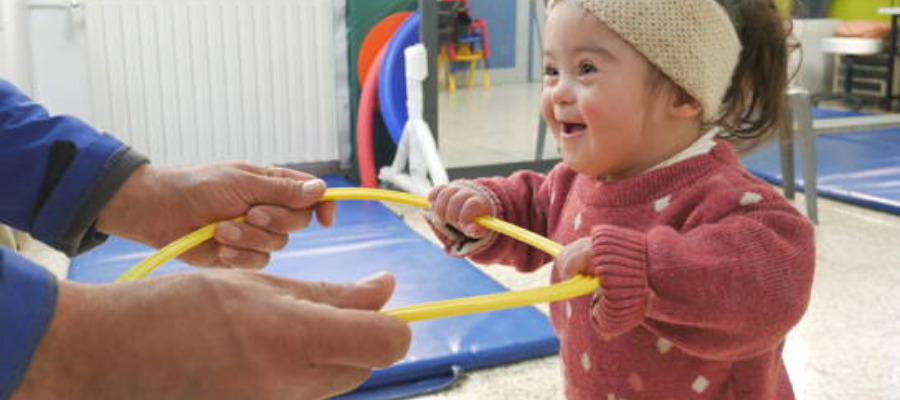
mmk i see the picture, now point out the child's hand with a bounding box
[556,238,593,279]
[559,233,651,339]
[428,184,492,238]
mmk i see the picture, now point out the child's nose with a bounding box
[550,78,575,105]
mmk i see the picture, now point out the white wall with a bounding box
[0,0,92,118]
[12,0,546,111]
[0,2,6,77]
[28,4,93,119]
[1,0,39,94]
[5,0,352,168]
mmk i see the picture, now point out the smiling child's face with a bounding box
[541,1,696,180]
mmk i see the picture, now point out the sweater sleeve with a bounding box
[588,190,815,361]
[429,169,556,272]
[0,79,148,256]
[0,248,58,398]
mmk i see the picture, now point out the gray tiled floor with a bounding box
[438,82,557,168]
[407,83,900,399]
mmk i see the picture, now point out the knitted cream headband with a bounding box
[548,0,742,121]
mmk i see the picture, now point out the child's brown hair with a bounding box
[712,0,794,153]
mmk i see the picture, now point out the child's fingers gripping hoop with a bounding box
[115,188,602,322]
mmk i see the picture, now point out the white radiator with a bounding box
[82,0,345,167]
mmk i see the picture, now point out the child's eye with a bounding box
[544,66,559,77]
[579,62,598,74]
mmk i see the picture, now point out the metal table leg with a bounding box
[790,89,818,224]
[886,15,899,110]
[779,106,796,200]
[535,116,547,161]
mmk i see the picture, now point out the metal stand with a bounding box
[535,117,548,161]
[420,0,439,143]
[531,0,548,161]
[527,0,545,82]
[786,88,818,224]
[887,14,899,110]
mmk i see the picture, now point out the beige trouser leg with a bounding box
[0,225,70,279]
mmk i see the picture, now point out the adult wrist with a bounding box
[96,164,165,246]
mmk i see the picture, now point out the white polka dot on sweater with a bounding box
[566,301,573,319]
[574,212,583,230]
[654,195,671,212]
[550,192,556,205]
[656,338,673,354]
[740,192,763,206]
[693,376,710,393]
[628,372,645,392]
[607,394,617,400]
[581,352,592,372]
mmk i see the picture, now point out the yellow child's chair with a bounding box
[437,0,491,92]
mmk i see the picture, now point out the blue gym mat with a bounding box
[68,175,559,399]
[742,109,900,215]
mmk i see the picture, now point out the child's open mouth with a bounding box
[561,122,587,138]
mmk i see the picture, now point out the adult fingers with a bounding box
[315,201,336,228]
[239,173,326,210]
[218,246,271,270]
[238,272,411,369]
[216,221,290,252]
[229,162,317,182]
[244,206,315,234]
[235,165,335,216]
[292,302,411,369]
[259,272,397,311]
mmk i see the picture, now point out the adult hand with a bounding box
[97,162,336,269]
[13,270,411,400]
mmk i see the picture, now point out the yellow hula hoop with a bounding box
[115,188,601,322]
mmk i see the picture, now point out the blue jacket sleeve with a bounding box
[0,248,57,399]
[1,79,148,398]
[0,79,148,256]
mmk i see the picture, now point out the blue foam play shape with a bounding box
[742,108,900,214]
[68,175,559,399]
[378,12,420,144]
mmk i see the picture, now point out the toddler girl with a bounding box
[428,0,814,398]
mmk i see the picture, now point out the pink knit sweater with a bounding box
[430,143,815,399]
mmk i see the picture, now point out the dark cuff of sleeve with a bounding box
[0,250,58,398]
[32,139,148,256]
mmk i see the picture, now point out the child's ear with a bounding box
[668,87,703,120]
